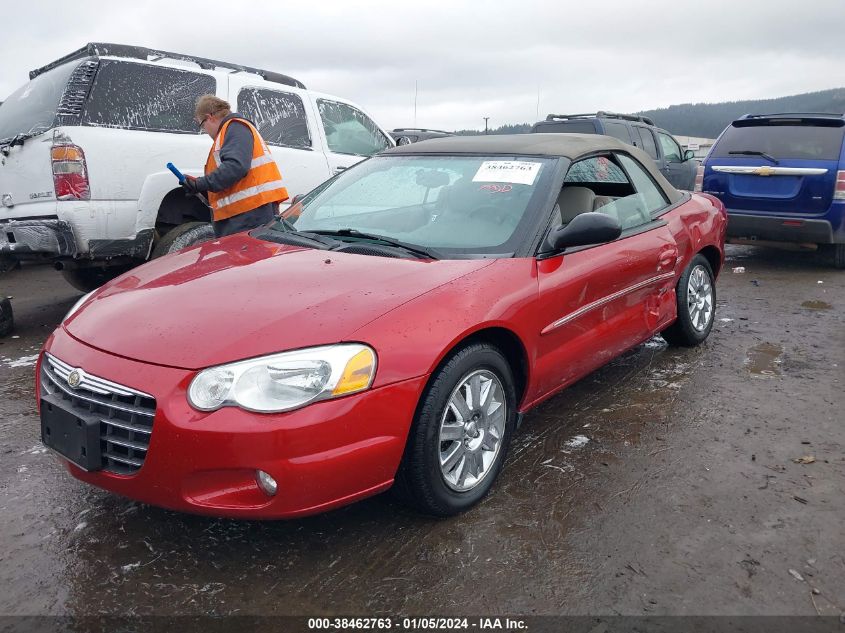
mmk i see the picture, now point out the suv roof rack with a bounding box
[545,110,656,126]
[739,112,845,120]
[392,128,452,134]
[30,42,306,89]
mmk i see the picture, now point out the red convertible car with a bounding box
[37,134,726,519]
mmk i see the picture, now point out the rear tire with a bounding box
[824,244,845,269]
[0,297,13,337]
[661,254,716,347]
[151,222,215,258]
[61,265,132,292]
[395,343,516,516]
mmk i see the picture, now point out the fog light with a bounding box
[256,470,278,497]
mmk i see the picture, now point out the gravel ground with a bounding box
[0,245,842,619]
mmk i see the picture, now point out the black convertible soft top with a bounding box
[384,133,683,204]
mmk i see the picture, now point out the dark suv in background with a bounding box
[390,128,454,145]
[698,113,845,268]
[531,111,698,190]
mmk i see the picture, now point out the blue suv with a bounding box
[698,113,845,268]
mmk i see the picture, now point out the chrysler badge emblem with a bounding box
[67,369,83,389]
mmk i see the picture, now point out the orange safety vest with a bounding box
[204,118,289,221]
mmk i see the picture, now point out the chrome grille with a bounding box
[40,353,155,475]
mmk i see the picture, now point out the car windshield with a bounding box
[277,154,557,257]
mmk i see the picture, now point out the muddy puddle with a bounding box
[512,337,693,466]
[745,342,783,376]
[800,300,832,310]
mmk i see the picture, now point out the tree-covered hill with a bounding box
[453,88,845,138]
[637,88,845,138]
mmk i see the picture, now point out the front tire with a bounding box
[661,254,716,347]
[396,343,517,516]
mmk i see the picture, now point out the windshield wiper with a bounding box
[259,218,339,248]
[0,131,42,154]
[311,229,441,260]
[728,150,779,165]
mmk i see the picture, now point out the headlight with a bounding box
[63,290,95,322]
[188,344,377,413]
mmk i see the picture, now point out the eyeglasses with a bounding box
[196,115,209,130]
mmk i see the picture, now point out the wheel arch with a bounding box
[423,325,530,412]
[698,244,722,277]
[155,188,211,231]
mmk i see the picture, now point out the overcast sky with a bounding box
[2,0,843,132]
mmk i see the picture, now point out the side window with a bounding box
[657,132,682,162]
[237,87,311,149]
[82,61,216,133]
[557,154,667,232]
[617,154,669,215]
[634,127,659,159]
[317,99,391,156]
[602,121,633,144]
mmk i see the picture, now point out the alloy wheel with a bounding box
[438,369,507,492]
[687,264,713,332]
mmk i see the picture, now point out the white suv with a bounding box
[0,43,394,290]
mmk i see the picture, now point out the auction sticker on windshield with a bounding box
[472,160,541,186]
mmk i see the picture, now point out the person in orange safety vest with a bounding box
[182,95,289,237]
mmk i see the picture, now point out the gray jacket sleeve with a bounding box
[196,122,254,193]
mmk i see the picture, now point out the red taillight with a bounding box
[694,165,704,192]
[51,144,90,200]
[835,170,845,201]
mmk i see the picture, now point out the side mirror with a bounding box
[683,149,696,161]
[543,212,622,252]
[396,136,413,146]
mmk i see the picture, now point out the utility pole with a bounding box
[483,117,489,135]
[414,80,418,128]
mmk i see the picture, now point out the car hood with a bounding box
[65,234,494,369]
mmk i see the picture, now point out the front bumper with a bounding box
[0,219,78,257]
[41,328,427,519]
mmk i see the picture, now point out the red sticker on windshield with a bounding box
[479,184,513,193]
